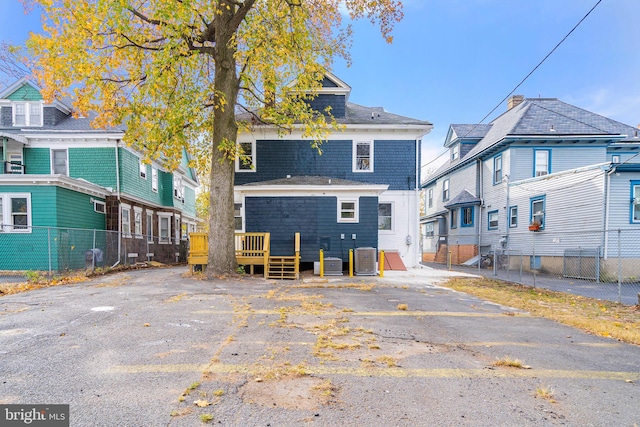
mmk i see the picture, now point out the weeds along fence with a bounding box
[423,228,640,306]
[0,225,188,282]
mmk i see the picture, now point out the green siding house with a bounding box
[0,77,199,271]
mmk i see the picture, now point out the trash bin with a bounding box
[84,248,103,269]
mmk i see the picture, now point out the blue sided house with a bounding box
[0,77,199,271]
[234,73,432,271]
[421,95,640,276]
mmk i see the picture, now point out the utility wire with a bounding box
[466,0,604,133]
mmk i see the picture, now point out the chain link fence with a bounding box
[0,225,188,282]
[423,228,640,306]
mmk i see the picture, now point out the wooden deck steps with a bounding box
[267,256,300,280]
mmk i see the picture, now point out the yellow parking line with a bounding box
[192,309,526,318]
[107,363,640,381]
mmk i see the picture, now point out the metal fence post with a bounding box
[92,229,96,271]
[47,227,52,281]
[617,228,622,304]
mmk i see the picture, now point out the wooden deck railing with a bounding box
[235,232,270,277]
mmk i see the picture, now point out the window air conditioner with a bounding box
[355,247,376,275]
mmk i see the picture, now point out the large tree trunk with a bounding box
[207,15,240,277]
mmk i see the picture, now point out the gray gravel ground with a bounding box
[1,266,638,426]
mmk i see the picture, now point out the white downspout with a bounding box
[113,139,122,267]
[413,138,421,267]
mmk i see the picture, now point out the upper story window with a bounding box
[612,155,620,164]
[428,188,433,208]
[139,159,147,179]
[173,175,184,201]
[442,179,450,201]
[151,167,158,192]
[51,149,68,176]
[236,141,256,172]
[353,140,374,172]
[534,149,551,177]
[493,154,502,184]
[451,144,459,161]
[12,101,43,127]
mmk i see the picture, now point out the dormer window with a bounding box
[13,101,43,127]
[451,144,459,161]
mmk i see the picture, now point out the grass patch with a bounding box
[376,355,398,367]
[492,356,530,369]
[534,385,557,403]
[443,277,640,345]
[200,414,214,423]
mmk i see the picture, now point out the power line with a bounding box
[462,0,604,137]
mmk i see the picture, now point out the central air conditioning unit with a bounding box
[324,257,343,276]
[355,247,376,275]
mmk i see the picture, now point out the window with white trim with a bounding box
[378,202,392,231]
[146,211,154,243]
[451,144,459,161]
[0,193,31,233]
[158,213,171,243]
[428,188,433,208]
[139,159,147,179]
[509,206,518,228]
[174,215,181,242]
[234,203,243,231]
[530,196,545,228]
[173,175,184,201]
[488,210,498,230]
[51,149,68,176]
[93,200,106,214]
[236,141,256,172]
[12,101,42,127]
[442,179,450,201]
[134,207,143,238]
[353,140,373,172]
[338,198,359,223]
[534,150,550,177]
[6,152,24,174]
[121,204,131,237]
[151,167,158,192]
[423,222,434,238]
[493,154,502,184]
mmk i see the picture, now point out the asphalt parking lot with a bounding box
[1,266,638,426]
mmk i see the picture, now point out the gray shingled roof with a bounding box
[444,189,481,208]
[239,175,372,186]
[339,102,431,126]
[423,97,640,187]
[450,124,492,139]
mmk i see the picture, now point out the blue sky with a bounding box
[2,0,640,172]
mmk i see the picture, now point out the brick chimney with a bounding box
[507,95,524,110]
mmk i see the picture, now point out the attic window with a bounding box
[12,101,43,127]
[451,144,459,161]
